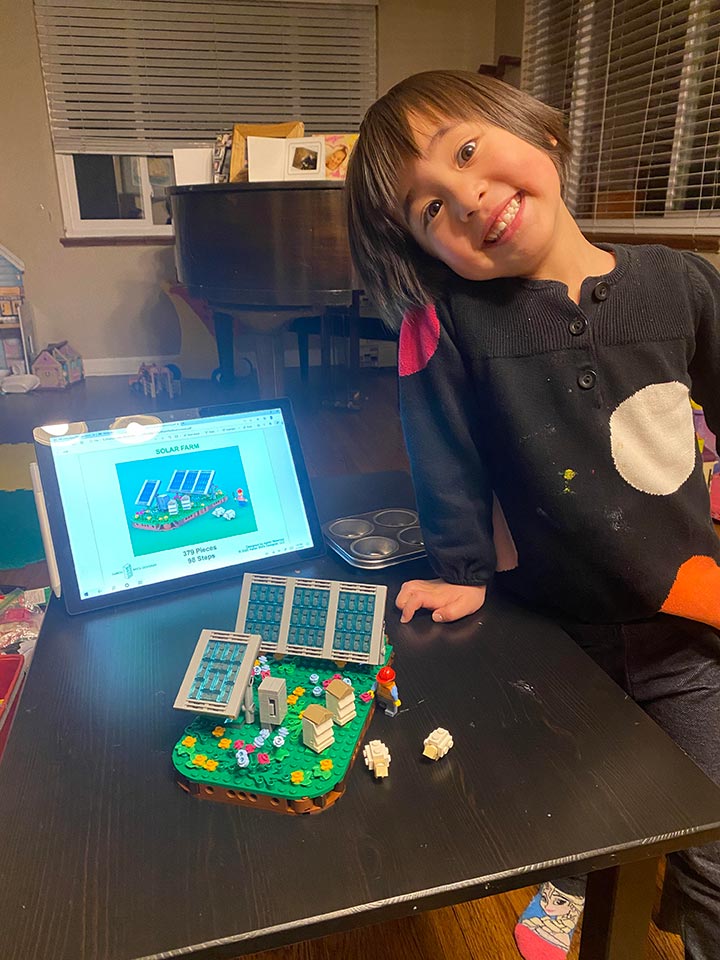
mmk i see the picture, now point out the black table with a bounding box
[2,472,720,960]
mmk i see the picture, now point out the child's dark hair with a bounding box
[346,70,571,329]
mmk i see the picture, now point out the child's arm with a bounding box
[396,579,487,623]
[685,252,720,436]
[398,302,497,600]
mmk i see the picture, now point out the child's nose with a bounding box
[451,179,485,221]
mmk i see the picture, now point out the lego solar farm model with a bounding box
[172,573,393,814]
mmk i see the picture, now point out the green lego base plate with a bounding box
[172,648,391,814]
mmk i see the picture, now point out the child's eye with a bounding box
[422,200,443,225]
[458,141,476,165]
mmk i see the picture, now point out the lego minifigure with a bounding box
[372,666,400,717]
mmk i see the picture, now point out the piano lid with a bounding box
[170,181,359,307]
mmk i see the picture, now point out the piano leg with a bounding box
[213,310,235,383]
[253,332,286,399]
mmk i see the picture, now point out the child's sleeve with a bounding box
[685,252,720,437]
[398,302,496,586]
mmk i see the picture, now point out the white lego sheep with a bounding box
[363,739,391,779]
[223,509,236,520]
[212,507,226,517]
[422,727,453,761]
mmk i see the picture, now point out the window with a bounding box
[35,0,378,238]
[523,0,719,239]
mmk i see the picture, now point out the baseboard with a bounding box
[84,341,397,377]
[83,356,181,377]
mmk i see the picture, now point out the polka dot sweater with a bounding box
[398,244,720,627]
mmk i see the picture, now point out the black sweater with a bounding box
[398,243,720,627]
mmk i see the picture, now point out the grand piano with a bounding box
[170,180,380,402]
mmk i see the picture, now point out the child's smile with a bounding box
[396,117,573,284]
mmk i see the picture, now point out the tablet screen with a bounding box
[33,399,324,614]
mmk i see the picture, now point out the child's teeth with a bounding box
[487,196,520,242]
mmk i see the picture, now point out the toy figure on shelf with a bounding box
[372,665,400,717]
[129,362,182,399]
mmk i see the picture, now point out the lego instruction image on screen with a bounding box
[49,410,314,599]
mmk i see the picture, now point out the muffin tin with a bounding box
[323,507,426,569]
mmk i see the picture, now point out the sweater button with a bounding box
[593,281,609,301]
[578,370,597,390]
[569,317,587,336]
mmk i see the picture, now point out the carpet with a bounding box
[0,443,45,570]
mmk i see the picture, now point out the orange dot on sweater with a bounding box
[661,555,720,629]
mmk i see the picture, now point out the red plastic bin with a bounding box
[0,655,25,762]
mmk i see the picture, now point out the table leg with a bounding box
[578,856,659,960]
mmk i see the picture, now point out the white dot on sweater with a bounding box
[610,381,696,495]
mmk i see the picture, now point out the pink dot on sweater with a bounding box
[399,304,440,376]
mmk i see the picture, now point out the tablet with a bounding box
[32,399,324,615]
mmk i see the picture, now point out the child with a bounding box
[345,70,720,960]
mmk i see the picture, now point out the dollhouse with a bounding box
[0,244,30,376]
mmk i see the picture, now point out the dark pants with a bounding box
[560,614,720,960]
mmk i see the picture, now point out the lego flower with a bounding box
[273,735,286,748]
[212,726,225,737]
[309,673,319,684]
[181,736,197,748]
[192,754,208,766]
[233,739,244,749]
[359,691,374,703]
[293,686,306,696]
[287,694,298,706]
[319,759,333,771]
[290,770,304,784]
[236,749,250,767]
[312,686,323,697]
[218,738,231,749]
[204,758,219,772]
[257,753,270,765]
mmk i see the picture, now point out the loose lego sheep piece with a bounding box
[363,739,391,779]
[422,727,453,761]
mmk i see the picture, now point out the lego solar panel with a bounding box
[239,576,288,651]
[193,469,215,495]
[134,479,160,507]
[236,574,387,664]
[332,587,378,659]
[287,584,329,652]
[174,629,262,718]
[180,470,199,494]
[167,469,185,494]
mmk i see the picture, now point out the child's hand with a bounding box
[395,579,487,624]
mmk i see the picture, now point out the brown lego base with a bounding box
[175,697,377,815]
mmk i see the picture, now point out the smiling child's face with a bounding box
[396,114,568,283]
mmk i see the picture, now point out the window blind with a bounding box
[35,0,377,155]
[522,0,719,232]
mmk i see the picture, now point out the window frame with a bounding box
[55,153,177,240]
[523,0,720,241]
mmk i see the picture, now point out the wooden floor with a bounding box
[0,366,686,959]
